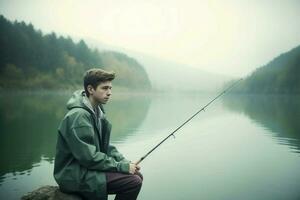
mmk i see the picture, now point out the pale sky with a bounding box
[1,0,300,77]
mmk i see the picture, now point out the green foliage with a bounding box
[100,51,151,89]
[0,15,151,90]
[231,45,300,94]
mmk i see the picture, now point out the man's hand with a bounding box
[129,163,141,174]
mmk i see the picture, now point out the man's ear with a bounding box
[87,85,94,96]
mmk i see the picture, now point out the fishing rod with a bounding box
[136,78,243,165]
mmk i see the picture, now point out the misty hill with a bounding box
[85,38,233,93]
[0,15,151,90]
[231,45,300,94]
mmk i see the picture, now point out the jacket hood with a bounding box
[67,90,91,110]
[66,90,105,116]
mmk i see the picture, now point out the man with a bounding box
[54,68,143,200]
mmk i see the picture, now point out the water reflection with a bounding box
[222,94,300,153]
[1,93,300,200]
[105,94,151,141]
[0,92,151,183]
[0,92,66,184]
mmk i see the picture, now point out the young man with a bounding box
[54,68,143,200]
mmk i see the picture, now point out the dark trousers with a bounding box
[106,172,143,200]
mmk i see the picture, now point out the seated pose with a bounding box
[54,68,143,200]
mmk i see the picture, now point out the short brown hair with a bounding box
[84,68,115,97]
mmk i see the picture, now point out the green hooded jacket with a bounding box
[53,90,130,200]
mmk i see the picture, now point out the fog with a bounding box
[1,0,300,78]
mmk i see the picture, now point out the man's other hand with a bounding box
[129,163,141,174]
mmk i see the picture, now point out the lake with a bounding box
[0,92,300,200]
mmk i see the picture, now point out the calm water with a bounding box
[0,92,300,200]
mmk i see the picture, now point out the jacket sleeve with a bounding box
[108,145,129,162]
[65,114,129,173]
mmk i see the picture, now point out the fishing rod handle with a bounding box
[135,157,144,165]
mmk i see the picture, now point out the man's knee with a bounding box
[136,172,143,181]
[132,174,143,188]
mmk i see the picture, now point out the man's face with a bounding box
[90,81,112,104]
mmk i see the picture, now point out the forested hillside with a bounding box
[231,45,300,94]
[0,15,151,90]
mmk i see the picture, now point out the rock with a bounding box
[21,185,82,200]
